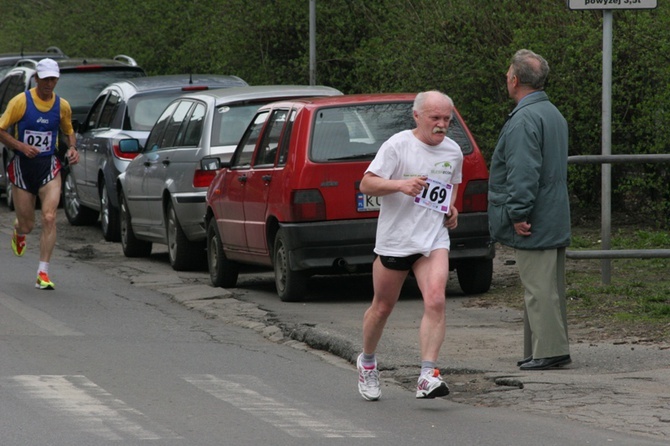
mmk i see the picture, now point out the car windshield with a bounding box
[55,70,145,116]
[127,92,188,131]
[210,103,266,146]
[310,102,474,162]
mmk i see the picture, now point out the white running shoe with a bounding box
[357,353,381,401]
[416,368,449,399]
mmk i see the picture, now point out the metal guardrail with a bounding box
[567,154,670,165]
[567,249,670,259]
[566,154,670,264]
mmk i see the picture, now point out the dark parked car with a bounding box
[0,46,67,78]
[204,94,494,301]
[0,55,146,209]
[117,85,342,271]
[63,74,248,241]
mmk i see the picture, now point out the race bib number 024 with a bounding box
[24,129,53,153]
[414,177,452,214]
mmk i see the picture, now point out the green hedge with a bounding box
[2,0,669,225]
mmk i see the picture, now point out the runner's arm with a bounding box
[360,172,428,197]
[0,128,39,158]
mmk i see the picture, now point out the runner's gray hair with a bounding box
[413,91,454,113]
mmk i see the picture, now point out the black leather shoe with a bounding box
[520,355,572,370]
[516,355,533,367]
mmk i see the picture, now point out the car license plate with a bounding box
[357,192,380,212]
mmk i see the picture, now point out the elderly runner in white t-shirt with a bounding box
[356,90,463,401]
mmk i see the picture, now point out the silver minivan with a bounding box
[116,85,342,271]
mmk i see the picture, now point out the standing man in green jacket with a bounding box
[488,49,571,370]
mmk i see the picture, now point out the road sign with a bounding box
[568,0,657,9]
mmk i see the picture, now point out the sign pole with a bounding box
[309,0,316,86]
[567,0,657,284]
[601,10,613,284]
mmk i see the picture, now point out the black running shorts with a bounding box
[379,254,423,271]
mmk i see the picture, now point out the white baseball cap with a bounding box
[36,58,60,79]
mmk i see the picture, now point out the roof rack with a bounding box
[113,55,138,66]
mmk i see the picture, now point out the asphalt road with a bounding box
[0,206,668,444]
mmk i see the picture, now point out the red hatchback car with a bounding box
[205,93,493,301]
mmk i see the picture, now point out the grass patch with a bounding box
[565,226,670,341]
[485,224,670,343]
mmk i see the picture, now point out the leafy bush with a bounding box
[2,0,670,226]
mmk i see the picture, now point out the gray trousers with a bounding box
[515,247,570,359]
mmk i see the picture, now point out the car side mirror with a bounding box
[119,138,141,154]
[200,156,229,171]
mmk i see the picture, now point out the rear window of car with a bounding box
[310,102,474,162]
[54,69,145,115]
[210,103,265,147]
[127,92,192,131]
[0,73,27,112]
[0,66,15,78]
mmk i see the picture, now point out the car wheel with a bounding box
[63,169,99,225]
[206,217,239,288]
[456,258,493,295]
[166,201,204,271]
[273,229,307,302]
[119,189,152,257]
[100,182,120,242]
[6,181,14,211]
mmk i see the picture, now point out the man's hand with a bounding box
[66,147,79,165]
[400,176,428,197]
[514,221,531,236]
[444,207,458,229]
[18,142,41,158]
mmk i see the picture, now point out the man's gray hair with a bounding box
[510,49,550,90]
[413,90,454,113]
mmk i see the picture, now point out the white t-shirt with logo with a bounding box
[365,130,463,257]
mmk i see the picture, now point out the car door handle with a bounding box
[162,160,170,167]
[262,175,272,182]
[237,175,247,183]
[92,144,100,152]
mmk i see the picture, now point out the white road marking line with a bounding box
[184,374,376,438]
[0,292,83,336]
[6,375,180,441]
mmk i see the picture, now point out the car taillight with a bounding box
[193,169,218,188]
[461,180,488,212]
[72,64,105,71]
[182,86,209,91]
[112,141,140,160]
[290,189,326,221]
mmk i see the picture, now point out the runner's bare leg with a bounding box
[36,174,62,263]
[412,249,449,362]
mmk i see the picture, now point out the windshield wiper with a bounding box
[326,153,377,161]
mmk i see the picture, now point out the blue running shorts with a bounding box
[8,154,62,195]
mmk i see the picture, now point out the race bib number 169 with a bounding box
[414,177,452,214]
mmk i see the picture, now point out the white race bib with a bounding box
[413,177,452,214]
[24,129,53,153]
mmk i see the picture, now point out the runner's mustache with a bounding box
[432,127,446,134]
